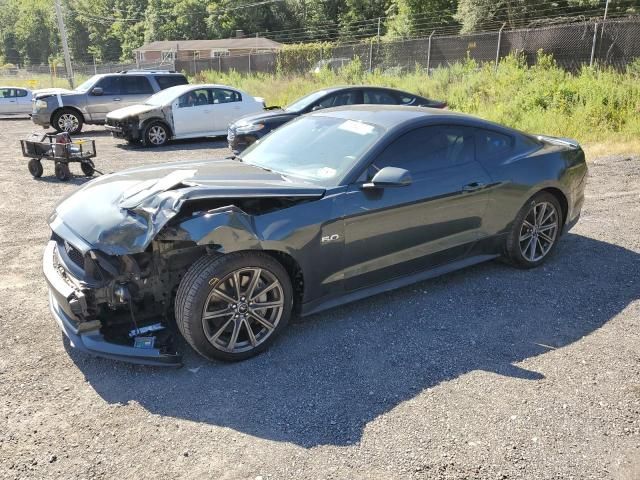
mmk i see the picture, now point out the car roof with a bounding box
[161,83,243,95]
[311,104,472,129]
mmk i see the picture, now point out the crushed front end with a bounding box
[105,116,140,141]
[43,226,185,367]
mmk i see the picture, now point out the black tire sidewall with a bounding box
[506,192,563,268]
[53,108,83,135]
[80,161,95,176]
[176,252,293,362]
[28,159,43,178]
[54,162,70,181]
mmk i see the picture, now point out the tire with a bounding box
[80,160,95,177]
[28,158,43,178]
[505,191,563,268]
[52,108,83,135]
[54,162,71,181]
[142,121,169,147]
[175,252,293,362]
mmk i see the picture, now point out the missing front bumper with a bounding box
[43,241,182,367]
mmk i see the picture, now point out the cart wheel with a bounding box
[55,162,71,181]
[80,160,95,177]
[28,159,43,178]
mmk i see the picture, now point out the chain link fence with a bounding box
[174,17,640,76]
[3,16,638,85]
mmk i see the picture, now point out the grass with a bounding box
[193,53,640,157]
[0,75,79,89]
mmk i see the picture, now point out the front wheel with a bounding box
[142,121,169,147]
[505,192,562,268]
[52,108,83,134]
[175,252,293,362]
[80,160,95,177]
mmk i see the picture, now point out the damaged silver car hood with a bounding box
[50,159,325,255]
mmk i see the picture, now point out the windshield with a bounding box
[75,75,100,92]
[284,89,329,112]
[240,115,384,186]
[145,87,181,106]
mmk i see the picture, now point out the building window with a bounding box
[161,50,176,63]
[210,49,230,58]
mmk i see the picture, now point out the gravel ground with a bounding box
[0,118,638,480]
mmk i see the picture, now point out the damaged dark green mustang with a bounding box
[43,105,588,366]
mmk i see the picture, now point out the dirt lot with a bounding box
[0,118,638,480]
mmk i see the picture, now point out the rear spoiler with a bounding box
[536,135,580,149]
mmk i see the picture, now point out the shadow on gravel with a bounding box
[68,233,639,447]
[114,136,228,152]
[32,174,95,186]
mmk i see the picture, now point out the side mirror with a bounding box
[363,167,412,189]
[311,105,324,112]
[91,87,103,96]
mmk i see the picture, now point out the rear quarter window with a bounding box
[155,75,189,90]
[475,128,541,168]
[475,129,514,167]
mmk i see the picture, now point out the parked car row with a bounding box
[27,69,450,151]
[30,70,188,134]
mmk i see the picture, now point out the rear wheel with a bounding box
[142,121,169,147]
[175,252,293,362]
[28,158,43,178]
[505,192,562,268]
[52,108,83,134]
[54,161,71,181]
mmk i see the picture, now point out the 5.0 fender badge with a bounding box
[321,234,340,244]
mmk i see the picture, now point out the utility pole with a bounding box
[54,0,74,88]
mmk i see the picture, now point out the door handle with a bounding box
[462,182,486,193]
[113,98,121,101]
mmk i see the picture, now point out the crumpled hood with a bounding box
[106,104,158,121]
[50,159,325,255]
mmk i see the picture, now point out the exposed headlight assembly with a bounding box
[234,123,265,134]
[35,99,48,109]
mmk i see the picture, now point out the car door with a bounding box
[342,124,492,291]
[86,76,123,121]
[119,75,155,108]
[172,88,215,137]
[210,87,246,131]
[15,88,31,113]
[0,88,16,114]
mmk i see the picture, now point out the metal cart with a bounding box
[20,132,98,181]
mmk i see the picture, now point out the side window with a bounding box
[211,88,241,104]
[363,89,399,105]
[393,92,417,105]
[121,76,154,95]
[178,89,211,108]
[15,89,28,97]
[155,75,188,90]
[374,125,475,175]
[313,91,360,109]
[0,88,15,98]
[475,129,514,167]
[96,76,121,95]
